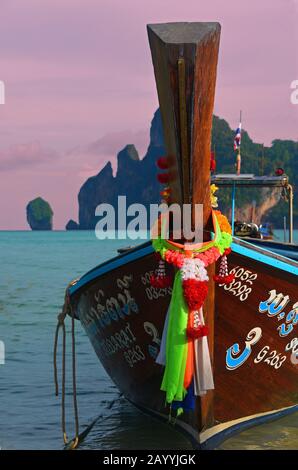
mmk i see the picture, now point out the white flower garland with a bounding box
[181,258,209,282]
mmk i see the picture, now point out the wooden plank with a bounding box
[177,58,190,204]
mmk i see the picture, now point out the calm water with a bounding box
[0,230,297,450]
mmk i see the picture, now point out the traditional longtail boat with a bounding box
[62,23,298,449]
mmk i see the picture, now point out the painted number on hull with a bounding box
[226,327,262,370]
[124,346,146,368]
[254,346,287,369]
[141,271,172,301]
[144,322,161,359]
[259,290,298,337]
[219,266,257,302]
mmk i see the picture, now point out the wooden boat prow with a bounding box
[147,22,220,214]
[64,22,298,449]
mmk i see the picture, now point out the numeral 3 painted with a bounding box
[226,327,262,370]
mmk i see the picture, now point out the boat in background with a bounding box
[233,221,273,240]
[212,173,297,261]
[62,22,298,449]
[234,221,262,239]
[259,222,274,240]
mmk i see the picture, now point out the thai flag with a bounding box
[234,123,241,150]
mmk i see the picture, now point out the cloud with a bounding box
[87,129,148,157]
[65,128,149,176]
[0,126,149,174]
[0,141,58,171]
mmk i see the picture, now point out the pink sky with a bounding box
[0,0,297,229]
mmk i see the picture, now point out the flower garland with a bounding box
[151,208,234,409]
[151,209,233,291]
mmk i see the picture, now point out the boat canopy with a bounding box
[211,174,289,187]
[211,174,293,243]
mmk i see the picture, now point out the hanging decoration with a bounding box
[210,150,216,173]
[150,254,172,288]
[150,203,234,412]
[213,247,235,284]
[157,156,171,203]
[210,184,219,208]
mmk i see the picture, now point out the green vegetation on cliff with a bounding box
[26,197,53,231]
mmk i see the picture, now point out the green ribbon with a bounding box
[153,210,233,405]
[160,270,188,403]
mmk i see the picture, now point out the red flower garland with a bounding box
[183,279,208,311]
[187,324,209,339]
[157,157,169,169]
[164,250,184,268]
[186,310,209,339]
[150,275,172,288]
[157,172,170,184]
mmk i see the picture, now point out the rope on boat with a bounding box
[64,396,123,450]
[54,280,79,450]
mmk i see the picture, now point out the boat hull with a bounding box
[246,238,298,261]
[69,239,298,448]
[214,240,298,424]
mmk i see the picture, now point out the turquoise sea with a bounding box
[0,230,297,450]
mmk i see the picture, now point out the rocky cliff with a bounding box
[66,109,298,230]
[26,197,53,230]
[74,109,165,230]
[65,219,79,230]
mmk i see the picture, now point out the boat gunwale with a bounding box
[69,237,298,297]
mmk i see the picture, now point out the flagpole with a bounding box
[232,110,242,234]
[231,181,236,236]
[236,109,242,176]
